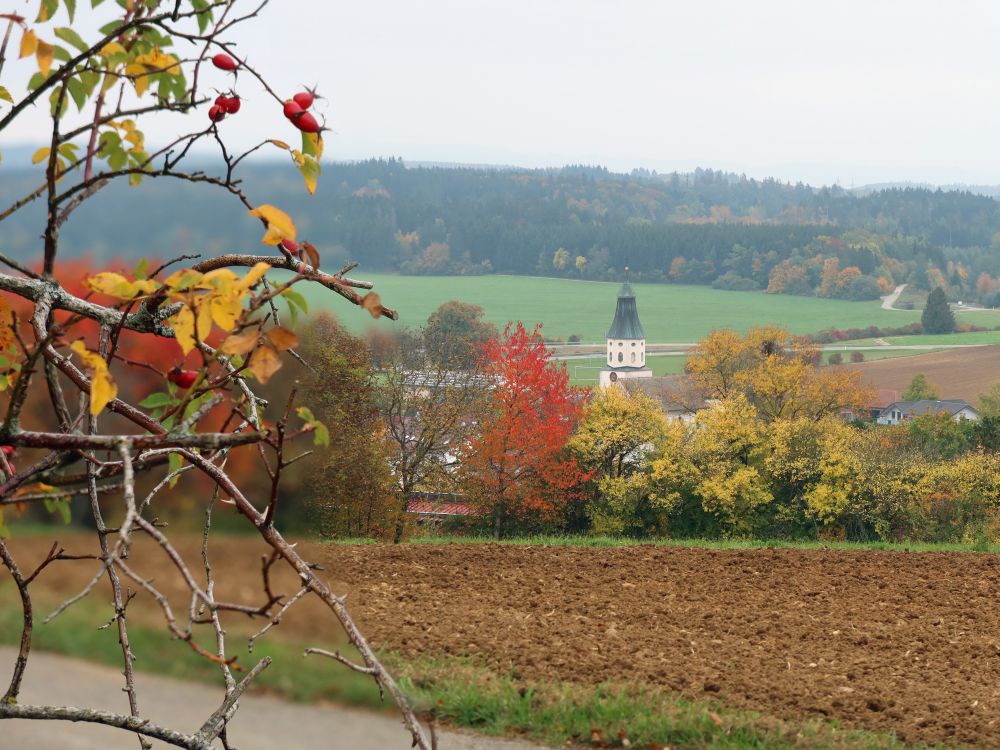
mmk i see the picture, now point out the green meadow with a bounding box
[294,273,1000,342]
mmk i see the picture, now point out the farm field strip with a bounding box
[291,273,1000,342]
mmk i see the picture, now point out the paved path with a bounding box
[881,283,907,310]
[0,647,545,750]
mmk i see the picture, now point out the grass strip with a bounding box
[335,534,1000,554]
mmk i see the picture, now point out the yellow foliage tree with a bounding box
[569,387,684,535]
[687,326,873,421]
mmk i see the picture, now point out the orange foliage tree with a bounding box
[460,323,589,537]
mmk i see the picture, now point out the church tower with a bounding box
[599,272,653,388]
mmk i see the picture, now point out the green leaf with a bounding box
[139,391,171,409]
[55,27,88,53]
[43,496,71,525]
[168,452,182,487]
[0,85,11,104]
[296,406,316,423]
[64,0,77,22]
[27,72,47,92]
[65,76,87,111]
[313,420,330,448]
[282,288,308,314]
[0,508,7,538]
[36,0,58,23]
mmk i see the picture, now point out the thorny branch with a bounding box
[0,0,428,747]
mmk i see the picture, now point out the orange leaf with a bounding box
[0,297,14,349]
[301,241,320,270]
[248,345,282,383]
[218,329,259,356]
[19,29,37,59]
[361,292,383,319]
[36,39,54,76]
[265,327,299,352]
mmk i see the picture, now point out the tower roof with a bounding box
[606,281,646,339]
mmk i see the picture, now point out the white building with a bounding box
[599,277,653,388]
[876,399,980,426]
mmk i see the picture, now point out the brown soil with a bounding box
[841,345,1000,403]
[7,535,1000,746]
[322,544,1000,748]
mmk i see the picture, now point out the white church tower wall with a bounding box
[599,274,653,388]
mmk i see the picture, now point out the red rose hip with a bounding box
[292,91,314,109]
[211,53,238,72]
[292,111,320,133]
[167,368,198,389]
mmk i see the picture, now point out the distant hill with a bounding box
[4,158,1000,304]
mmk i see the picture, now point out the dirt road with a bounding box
[0,646,544,750]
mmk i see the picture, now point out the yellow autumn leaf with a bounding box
[196,298,213,342]
[209,293,243,331]
[163,268,203,291]
[134,49,180,76]
[70,341,118,415]
[219,329,260,356]
[239,262,271,290]
[84,271,132,297]
[168,305,197,354]
[248,205,296,246]
[132,279,161,295]
[19,30,38,59]
[100,41,127,58]
[84,272,161,299]
[0,85,11,104]
[36,40,54,77]
[31,147,50,164]
[199,268,238,291]
[248,345,282,383]
[124,63,150,96]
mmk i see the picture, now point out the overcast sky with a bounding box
[6,0,1000,186]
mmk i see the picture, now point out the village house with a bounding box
[876,399,980,426]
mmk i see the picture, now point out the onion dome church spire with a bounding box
[600,268,653,387]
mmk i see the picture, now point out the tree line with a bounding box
[288,311,1000,544]
[6,160,1000,304]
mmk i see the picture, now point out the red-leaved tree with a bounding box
[460,323,589,537]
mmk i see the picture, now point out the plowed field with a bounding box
[6,536,1000,746]
[841,345,1000,403]
[323,544,1000,748]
